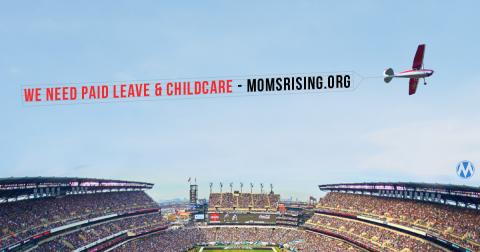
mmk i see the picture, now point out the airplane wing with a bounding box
[409,78,419,95]
[412,44,425,70]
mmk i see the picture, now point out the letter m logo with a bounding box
[456,161,475,179]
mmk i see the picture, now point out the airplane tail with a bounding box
[383,68,394,83]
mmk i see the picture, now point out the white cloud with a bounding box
[9,67,21,74]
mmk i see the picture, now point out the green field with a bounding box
[199,249,273,252]
[201,250,274,252]
[189,246,285,252]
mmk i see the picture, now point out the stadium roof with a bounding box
[319,182,480,207]
[0,177,154,201]
[319,182,480,193]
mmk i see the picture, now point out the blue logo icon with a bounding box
[456,160,475,179]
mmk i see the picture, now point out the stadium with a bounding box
[0,177,479,252]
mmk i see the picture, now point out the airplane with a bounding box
[383,44,434,95]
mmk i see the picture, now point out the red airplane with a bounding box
[383,44,434,95]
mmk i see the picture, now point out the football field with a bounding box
[201,250,274,252]
[190,246,283,252]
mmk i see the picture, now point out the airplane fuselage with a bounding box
[383,44,433,95]
[395,69,434,79]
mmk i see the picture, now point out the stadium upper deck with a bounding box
[208,192,280,212]
[0,177,158,252]
[0,177,153,202]
[317,182,480,251]
[319,182,480,208]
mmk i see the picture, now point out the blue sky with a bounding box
[1,1,479,201]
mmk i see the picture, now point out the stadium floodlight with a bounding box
[270,184,273,194]
[240,182,244,193]
[220,182,223,193]
[229,182,233,193]
[209,182,213,194]
[260,183,264,194]
[250,182,254,193]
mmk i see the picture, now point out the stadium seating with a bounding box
[208,192,280,211]
[316,192,480,250]
[35,212,166,251]
[0,191,157,248]
[4,179,477,252]
[305,213,441,251]
[112,226,360,252]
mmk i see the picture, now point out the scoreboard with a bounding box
[208,212,276,225]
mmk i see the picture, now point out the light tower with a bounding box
[189,179,198,205]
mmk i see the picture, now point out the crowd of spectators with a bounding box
[6,188,477,252]
[0,191,157,249]
[305,213,441,251]
[113,226,360,252]
[209,193,280,211]
[316,192,480,250]
[35,212,165,251]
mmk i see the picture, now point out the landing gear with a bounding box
[423,78,427,85]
